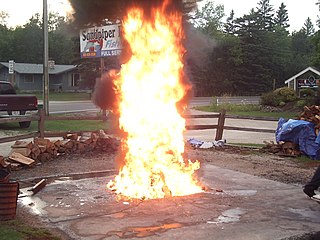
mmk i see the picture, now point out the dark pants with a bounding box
[305,166,320,192]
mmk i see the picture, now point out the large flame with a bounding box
[107,3,202,200]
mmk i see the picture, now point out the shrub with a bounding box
[273,87,297,102]
[299,88,315,98]
[296,99,307,108]
[261,87,297,107]
[260,92,282,106]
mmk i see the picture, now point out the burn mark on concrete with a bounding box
[106,221,185,238]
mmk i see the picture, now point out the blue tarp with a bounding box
[276,118,320,160]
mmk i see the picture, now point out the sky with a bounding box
[213,0,319,32]
[0,0,319,32]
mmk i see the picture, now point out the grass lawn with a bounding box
[0,120,109,133]
[0,219,60,240]
[196,104,299,120]
[19,91,92,101]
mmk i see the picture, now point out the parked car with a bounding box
[0,81,38,128]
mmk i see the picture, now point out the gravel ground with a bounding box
[9,145,319,187]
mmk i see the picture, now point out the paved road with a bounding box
[45,97,214,114]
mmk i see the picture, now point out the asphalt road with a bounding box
[45,97,214,114]
[45,99,278,144]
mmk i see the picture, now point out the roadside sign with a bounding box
[80,24,122,58]
[8,60,14,74]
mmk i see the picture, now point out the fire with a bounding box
[107,2,202,200]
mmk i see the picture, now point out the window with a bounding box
[24,74,34,83]
[71,73,80,87]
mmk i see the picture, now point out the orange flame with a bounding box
[107,3,202,200]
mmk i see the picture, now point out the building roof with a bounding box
[0,62,77,74]
[285,66,320,84]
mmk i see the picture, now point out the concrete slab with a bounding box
[18,164,320,240]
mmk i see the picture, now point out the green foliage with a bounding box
[260,91,282,106]
[204,103,261,112]
[0,12,76,64]
[296,99,307,108]
[190,1,225,37]
[273,87,297,101]
[299,88,315,98]
[0,219,60,240]
[195,104,297,119]
[261,87,297,106]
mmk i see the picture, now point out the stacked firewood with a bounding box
[263,105,320,157]
[299,105,320,135]
[1,130,120,171]
[262,141,301,157]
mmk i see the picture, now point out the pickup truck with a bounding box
[0,81,38,128]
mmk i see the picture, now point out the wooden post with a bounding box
[38,109,45,138]
[100,58,107,121]
[215,109,226,141]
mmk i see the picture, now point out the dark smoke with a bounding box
[91,70,118,111]
[68,0,201,27]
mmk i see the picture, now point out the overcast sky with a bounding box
[213,0,319,32]
[1,0,319,33]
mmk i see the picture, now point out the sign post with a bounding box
[79,24,122,59]
[8,60,15,85]
[80,24,122,119]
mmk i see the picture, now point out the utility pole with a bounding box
[43,0,49,115]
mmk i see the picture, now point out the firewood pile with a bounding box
[299,105,320,135]
[261,141,301,157]
[0,130,120,171]
[262,105,320,157]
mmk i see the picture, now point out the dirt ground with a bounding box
[10,145,319,186]
[6,145,320,240]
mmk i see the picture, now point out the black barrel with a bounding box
[0,181,19,221]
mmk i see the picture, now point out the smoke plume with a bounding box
[68,0,201,27]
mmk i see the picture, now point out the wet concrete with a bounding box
[18,164,320,240]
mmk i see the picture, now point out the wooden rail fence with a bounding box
[0,109,277,144]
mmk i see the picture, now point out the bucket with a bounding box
[0,181,19,221]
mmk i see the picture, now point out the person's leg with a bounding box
[304,166,320,197]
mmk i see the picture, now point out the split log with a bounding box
[11,140,33,149]
[0,155,10,168]
[64,133,78,141]
[9,152,35,166]
[9,148,32,157]
[34,138,51,147]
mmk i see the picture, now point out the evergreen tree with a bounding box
[256,0,274,30]
[224,10,236,35]
[303,17,315,36]
[275,3,290,30]
[190,1,225,37]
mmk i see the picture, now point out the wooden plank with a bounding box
[223,126,275,133]
[0,133,38,144]
[185,124,218,130]
[9,152,35,166]
[28,179,47,195]
[216,110,226,141]
[183,114,221,119]
[0,115,39,124]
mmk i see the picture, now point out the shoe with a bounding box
[303,188,315,198]
[311,194,320,203]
